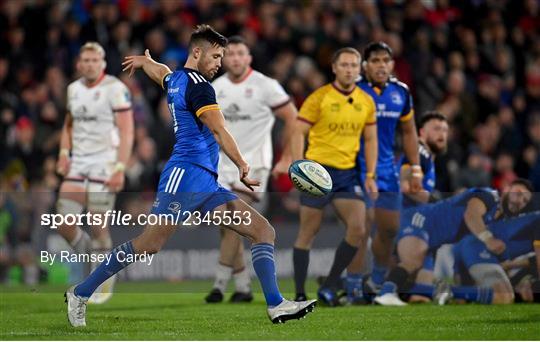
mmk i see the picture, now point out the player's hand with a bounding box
[122,49,152,77]
[105,171,125,193]
[238,162,260,191]
[409,173,423,193]
[364,177,379,201]
[271,157,291,179]
[56,155,71,177]
[485,237,506,255]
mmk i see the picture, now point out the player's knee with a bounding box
[346,222,366,245]
[249,216,274,244]
[56,198,84,216]
[492,282,514,304]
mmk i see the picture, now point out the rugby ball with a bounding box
[288,159,333,197]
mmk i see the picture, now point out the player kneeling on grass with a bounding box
[451,184,539,304]
[374,179,535,306]
[65,25,316,327]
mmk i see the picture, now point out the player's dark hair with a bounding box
[189,24,228,50]
[331,47,361,64]
[419,111,447,129]
[510,178,534,193]
[227,35,247,46]
[363,41,393,61]
[501,178,537,217]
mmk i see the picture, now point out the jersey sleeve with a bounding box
[298,89,323,124]
[109,81,132,113]
[263,78,290,110]
[187,81,220,117]
[469,188,500,211]
[161,72,173,91]
[399,88,414,122]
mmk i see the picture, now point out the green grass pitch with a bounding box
[1,280,539,340]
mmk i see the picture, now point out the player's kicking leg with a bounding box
[214,198,316,323]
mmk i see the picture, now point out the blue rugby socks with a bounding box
[251,243,283,307]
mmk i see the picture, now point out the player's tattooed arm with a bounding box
[199,109,260,191]
[465,197,506,254]
[122,49,172,87]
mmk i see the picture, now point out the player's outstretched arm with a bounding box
[122,49,172,87]
[199,109,261,191]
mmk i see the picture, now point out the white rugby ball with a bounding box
[288,159,333,197]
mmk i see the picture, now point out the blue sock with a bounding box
[379,281,398,296]
[371,262,387,286]
[409,283,435,298]
[452,285,493,304]
[346,273,363,298]
[75,241,135,298]
[251,243,283,307]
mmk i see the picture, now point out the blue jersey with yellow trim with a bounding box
[357,76,414,191]
[162,68,221,174]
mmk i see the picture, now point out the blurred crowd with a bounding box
[1,0,540,282]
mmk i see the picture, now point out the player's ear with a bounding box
[102,59,107,70]
[247,54,253,65]
[192,46,201,60]
[362,60,367,69]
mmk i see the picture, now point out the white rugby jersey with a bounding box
[66,74,131,157]
[213,69,290,171]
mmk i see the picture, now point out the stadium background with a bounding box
[1,0,540,284]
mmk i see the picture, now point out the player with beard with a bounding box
[400,111,449,207]
[374,179,536,305]
[65,25,316,327]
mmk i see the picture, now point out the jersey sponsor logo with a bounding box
[188,72,206,84]
[391,91,403,105]
[328,122,362,136]
[377,110,401,118]
[245,88,253,98]
[168,87,179,94]
[223,103,251,122]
